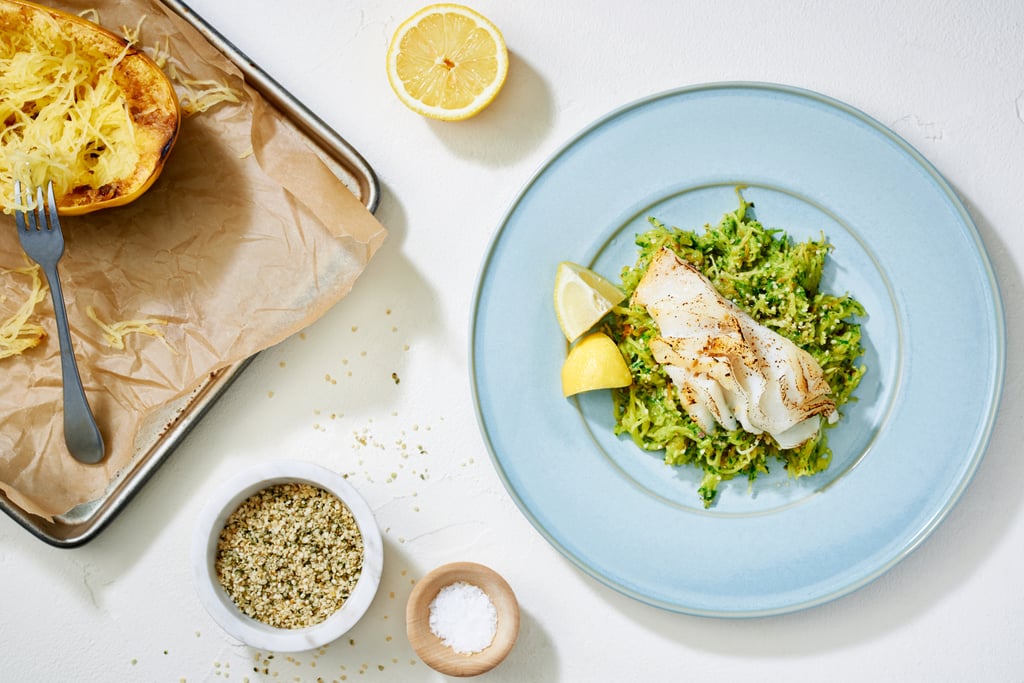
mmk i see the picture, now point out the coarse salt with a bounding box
[428,581,497,654]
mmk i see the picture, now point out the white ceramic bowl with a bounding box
[191,460,383,652]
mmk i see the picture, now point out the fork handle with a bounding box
[42,263,105,465]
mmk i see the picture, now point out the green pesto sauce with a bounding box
[602,190,866,507]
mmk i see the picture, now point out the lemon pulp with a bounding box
[386,4,509,121]
[553,261,626,342]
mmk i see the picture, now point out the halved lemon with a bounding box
[561,332,632,397]
[553,261,626,342]
[386,4,509,121]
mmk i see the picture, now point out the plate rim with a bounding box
[469,81,1006,617]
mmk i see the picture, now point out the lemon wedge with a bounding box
[386,4,509,121]
[561,332,632,397]
[553,261,626,342]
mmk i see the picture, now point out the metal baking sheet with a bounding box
[0,0,381,548]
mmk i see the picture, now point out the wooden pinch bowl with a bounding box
[406,562,520,677]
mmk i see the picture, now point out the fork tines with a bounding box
[13,180,59,232]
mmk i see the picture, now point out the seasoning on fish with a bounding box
[632,247,838,450]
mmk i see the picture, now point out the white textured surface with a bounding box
[3,1,1023,680]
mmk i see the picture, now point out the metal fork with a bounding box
[14,181,105,464]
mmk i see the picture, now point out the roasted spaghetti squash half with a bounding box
[0,0,180,215]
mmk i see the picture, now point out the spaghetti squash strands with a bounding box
[608,192,866,506]
[0,0,180,214]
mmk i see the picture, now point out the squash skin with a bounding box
[0,0,181,215]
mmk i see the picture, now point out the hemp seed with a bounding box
[215,483,364,629]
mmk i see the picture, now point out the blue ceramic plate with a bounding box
[470,83,1004,617]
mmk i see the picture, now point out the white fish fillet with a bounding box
[633,248,837,449]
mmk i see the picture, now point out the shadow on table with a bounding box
[427,52,555,168]
[483,607,558,681]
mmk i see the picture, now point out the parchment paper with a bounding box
[0,0,388,519]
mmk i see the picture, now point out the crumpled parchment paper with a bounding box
[0,0,387,519]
